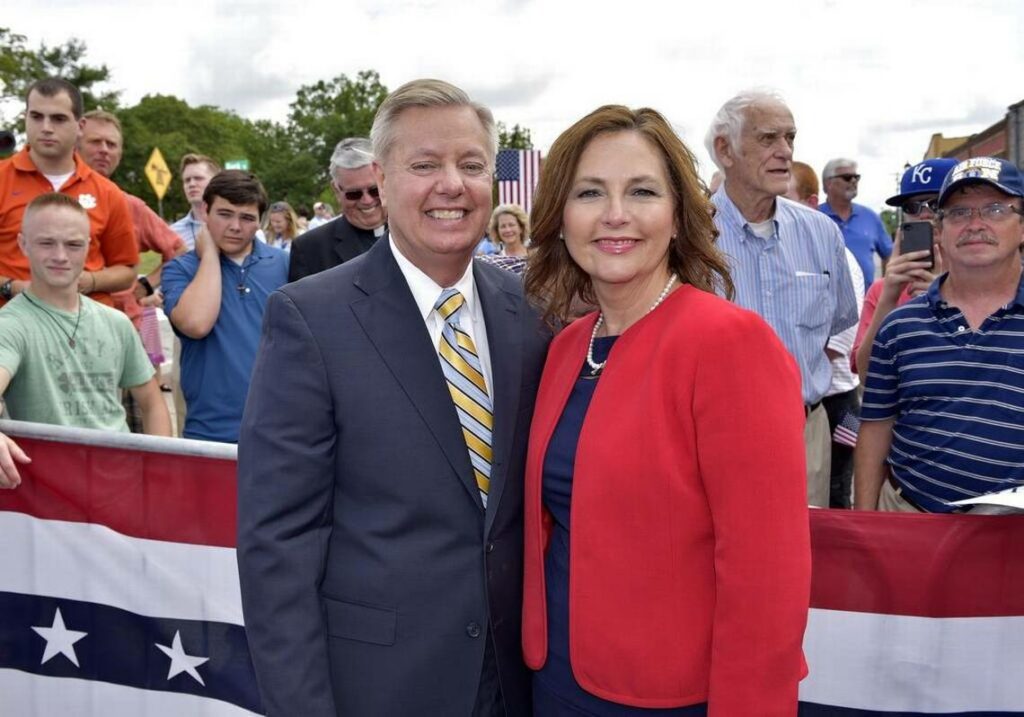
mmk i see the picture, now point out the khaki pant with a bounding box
[877,477,923,513]
[805,403,831,508]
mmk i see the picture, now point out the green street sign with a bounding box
[225,159,250,171]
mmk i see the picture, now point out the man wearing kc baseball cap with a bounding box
[851,158,958,379]
[856,156,1024,513]
[886,157,959,219]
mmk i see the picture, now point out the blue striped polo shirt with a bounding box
[861,272,1024,512]
[712,191,859,404]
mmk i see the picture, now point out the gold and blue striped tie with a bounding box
[435,288,492,508]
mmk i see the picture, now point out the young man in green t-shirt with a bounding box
[0,193,171,488]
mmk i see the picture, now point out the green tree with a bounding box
[247,119,322,207]
[497,122,533,150]
[287,70,388,188]
[117,95,328,219]
[117,95,264,219]
[880,209,899,239]
[0,27,119,123]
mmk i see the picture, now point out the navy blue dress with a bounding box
[532,336,707,716]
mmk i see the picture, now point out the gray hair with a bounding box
[822,158,858,181]
[329,137,374,180]
[704,88,789,170]
[370,78,497,165]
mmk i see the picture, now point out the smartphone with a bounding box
[901,222,934,269]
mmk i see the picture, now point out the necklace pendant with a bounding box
[68,338,76,348]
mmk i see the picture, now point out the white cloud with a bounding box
[8,0,1024,209]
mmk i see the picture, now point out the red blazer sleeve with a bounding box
[692,310,811,716]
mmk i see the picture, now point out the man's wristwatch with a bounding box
[0,279,13,300]
[138,275,155,296]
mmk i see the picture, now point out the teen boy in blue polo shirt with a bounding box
[855,157,1024,512]
[163,171,288,443]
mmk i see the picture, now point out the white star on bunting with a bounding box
[155,630,210,686]
[31,607,87,667]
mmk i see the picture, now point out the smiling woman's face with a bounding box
[561,130,676,299]
[497,213,522,246]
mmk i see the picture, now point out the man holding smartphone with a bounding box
[851,158,957,378]
[855,157,1024,512]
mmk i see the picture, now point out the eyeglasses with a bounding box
[342,186,380,202]
[902,199,936,217]
[938,202,1024,225]
[831,173,861,183]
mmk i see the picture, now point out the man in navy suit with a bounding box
[237,79,549,716]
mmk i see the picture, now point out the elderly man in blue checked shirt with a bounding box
[705,89,858,508]
[855,157,1024,513]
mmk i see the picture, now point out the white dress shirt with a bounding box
[388,237,494,397]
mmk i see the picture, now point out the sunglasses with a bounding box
[902,199,936,217]
[832,173,861,182]
[342,186,380,201]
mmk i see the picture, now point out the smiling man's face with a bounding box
[332,164,386,231]
[373,104,493,286]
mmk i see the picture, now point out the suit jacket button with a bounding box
[486,542,495,553]
[466,622,482,638]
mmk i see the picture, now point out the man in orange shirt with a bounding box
[0,77,138,307]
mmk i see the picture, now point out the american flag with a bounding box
[6,422,1024,715]
[0,423,261,716]
[832,409,860,448]
[496,149,542,216]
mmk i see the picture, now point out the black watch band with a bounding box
[138,276,155,296]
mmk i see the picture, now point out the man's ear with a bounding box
[713,135,734,169]
[372,161,387,208]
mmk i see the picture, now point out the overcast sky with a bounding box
[8,0,1024,209]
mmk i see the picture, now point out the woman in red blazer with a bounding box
[522,106,811,715]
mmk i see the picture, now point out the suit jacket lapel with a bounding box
[332,217,375,265]
[476,264,522,534]
[350,241,484,511]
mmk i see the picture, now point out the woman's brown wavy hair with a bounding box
[524,105,734,327]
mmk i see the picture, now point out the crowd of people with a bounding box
[0,73,1022,715]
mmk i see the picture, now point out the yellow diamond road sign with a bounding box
[145,148,172,200]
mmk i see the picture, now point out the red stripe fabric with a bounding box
[809,508,1024,617]
[4,433,1024,619]
[0,436,237,547]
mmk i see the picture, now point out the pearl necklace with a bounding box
[586,274,677,376]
